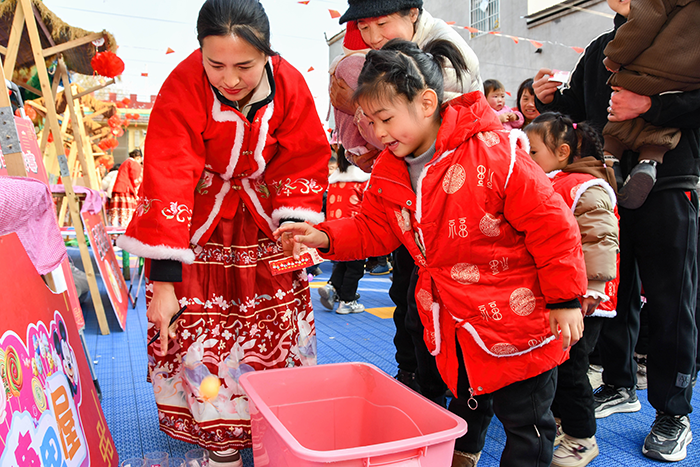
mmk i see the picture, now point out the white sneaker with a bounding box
[552,434,599,467]
[643,413,693,462]
[554,417,565,447]
[317,283,337,311]
[336,300,365,314]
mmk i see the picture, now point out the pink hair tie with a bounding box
[572,123,577,129]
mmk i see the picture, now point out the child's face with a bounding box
[201,34,268,106]
[607,0,631,17]
[357,9,419,50]
[486,89,506,112]
[361,94,435,158]
[527,132,568,173]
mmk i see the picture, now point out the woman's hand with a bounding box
[581,296,603,316]
[274,222,330,258]
[533,68,561,105]
[148,281,180,356]
[330,75,357,116]
[549,307,584,349]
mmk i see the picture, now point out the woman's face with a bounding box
[201,34,267,106]
[519,89,540,122]
[357,9,419,50]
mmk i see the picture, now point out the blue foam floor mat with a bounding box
[77,256,700,466]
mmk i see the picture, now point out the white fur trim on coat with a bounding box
[328,166,371,184]
[430,302,442,356]
[271,207,325,226]
[589,309,616,318]
[117,235,196,264]
[211,91,246,181]
[570,178,617,213]
[242,178,275,232]
[456,318,556,358]
[506,129,529,190]
[190,182,231,246]
[249,102,275,179]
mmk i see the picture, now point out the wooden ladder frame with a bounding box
[1,0,113,334]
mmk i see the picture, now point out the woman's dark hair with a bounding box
[516,78,535,114]
[354,39,468,112]
[526,112,604,164]
[197,0,275,56]
[337,145,352,173]
[129,148,143,159]
[483,79,504,97]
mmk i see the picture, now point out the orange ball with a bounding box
[200,375,221,401]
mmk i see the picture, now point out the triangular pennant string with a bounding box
[445,22,583,53]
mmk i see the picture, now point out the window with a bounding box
[470,0,500,35]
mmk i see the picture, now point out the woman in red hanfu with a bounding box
[116,0,330,464]
[108,148,143,228]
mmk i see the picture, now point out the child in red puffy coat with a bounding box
[276,38,587,466]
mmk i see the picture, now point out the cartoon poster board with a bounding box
[0,116,49,182]
[0,233,117,466]
[79,212,128,331]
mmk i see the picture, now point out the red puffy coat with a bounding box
[326,165,370,220]
[319,92,587,396]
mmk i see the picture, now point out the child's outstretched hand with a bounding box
[549,307,584,349]
[273,222,330,259]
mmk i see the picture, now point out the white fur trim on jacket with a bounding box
[583,289,610,302]
[430,302,442,356]
[211,91,245,181]
[190,182,231,246]
[506,129,529,190]
[117,235,196,264]
[454,316,557,358]
[249,102,275,179]
[570,178,617,213]
[328,166,371,184]
[589,309,617,318]
[271,207,325,227]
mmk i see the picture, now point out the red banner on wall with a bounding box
[80,212,128,331]
[0,233,117,466]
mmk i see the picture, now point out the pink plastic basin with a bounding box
[239,362,468,466]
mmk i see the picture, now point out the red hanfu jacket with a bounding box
[118,51,329,263]
[318,92,587,396]
[112,157,142,196]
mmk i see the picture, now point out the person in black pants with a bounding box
[534,6,700,462]
[390,245,419,389]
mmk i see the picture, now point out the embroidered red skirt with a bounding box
[146,205,316,450]
[108,192,138,228]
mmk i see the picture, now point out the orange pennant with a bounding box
[465,26,479,33]
[446,21,456,25]
[141,72,149,77]
[308,66,315,72]
[166,47,175,54]
[298,0,310,3]
[571,46,585,54]
[508,35,519,44]
[529,40,543,48]
[329,9,340,18]
[506,91,512,97]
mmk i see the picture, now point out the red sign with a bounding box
[80,212,129,331]
[0,233,117,466]
[0,116,49,182]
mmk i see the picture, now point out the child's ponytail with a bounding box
[527,112,604,163]
[355,38,469,111]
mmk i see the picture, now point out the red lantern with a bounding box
[108,115,123,128]
[121,98,131,106]
[24,104,37,120]
[91,51,125,78]
[111,126,124,137]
